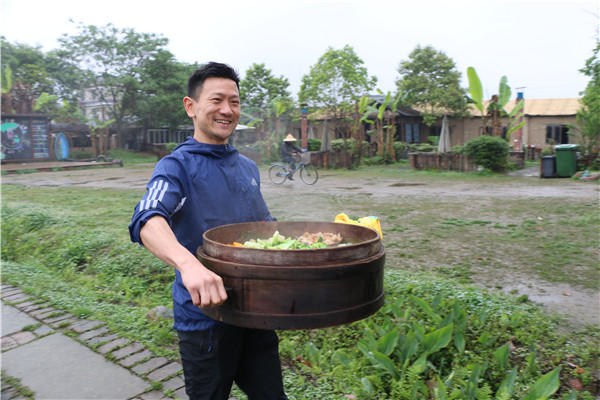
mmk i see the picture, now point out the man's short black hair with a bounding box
[187,62,240,99]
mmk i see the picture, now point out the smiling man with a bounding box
[129,62,287,400]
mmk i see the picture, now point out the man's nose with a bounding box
[219,102,233,115]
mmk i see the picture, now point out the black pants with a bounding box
[178,326,288,400]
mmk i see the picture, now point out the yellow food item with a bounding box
[334,213,383,238]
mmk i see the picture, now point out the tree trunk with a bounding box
[377,120,384,158]
[91,135,99,157]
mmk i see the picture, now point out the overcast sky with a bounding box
[2,0,598,100]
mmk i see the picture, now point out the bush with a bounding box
[541,146,554,156]
[408,143,437,153]
[306,139,321,152]
[330,138,353,153]
[450,145,465,154]
[393,142,408,161]
[464,135,511,172]
[427,135,440,146]
[330,138,369,156]
[165,142,178,152]
[362,155,385,165]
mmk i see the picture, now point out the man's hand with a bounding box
[180,263,228,308]
[139,216,228,308]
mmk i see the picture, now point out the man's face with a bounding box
[183,77,240,144]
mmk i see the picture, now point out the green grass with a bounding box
[1,164,599,399]
[265,165,600,289]
[107,148,157,166]
[1,185,177,358]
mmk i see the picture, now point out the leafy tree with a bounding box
[43,49,88,116]
[240,63,291,115]
[299,45,377,158]
[1,40,56,114]
[1,39,85,120]
[396,45,467,126]
[569,40,600,160]
[128,49,197,130]
[240,63,293,149]
[58,22,170,146]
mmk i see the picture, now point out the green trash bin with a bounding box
[554,144,579,177]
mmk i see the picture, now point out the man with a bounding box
[129,62,287,400]
[279,134,302,179]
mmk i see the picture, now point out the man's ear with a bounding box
[183,96,195,118]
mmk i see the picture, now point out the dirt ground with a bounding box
[2,163,599,330]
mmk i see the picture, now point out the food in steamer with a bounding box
[228,231,343,250]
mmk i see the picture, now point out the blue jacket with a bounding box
[129,138,274,331]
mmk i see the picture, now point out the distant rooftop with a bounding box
[470,98,582,117]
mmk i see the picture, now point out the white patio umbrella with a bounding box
[437,114,451,153]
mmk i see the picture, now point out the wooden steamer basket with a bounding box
[197,221,385,330]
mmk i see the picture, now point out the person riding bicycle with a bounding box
[280,134,303,180]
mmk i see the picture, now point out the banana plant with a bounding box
[359,90,404,161]
[467,67,526,141]
[33,92,59,112]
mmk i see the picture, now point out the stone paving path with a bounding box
[1,284,188,400]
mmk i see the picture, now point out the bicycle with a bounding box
[269,152,318,185]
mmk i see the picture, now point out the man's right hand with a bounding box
[140,216,228,308]
[180,262,228,308]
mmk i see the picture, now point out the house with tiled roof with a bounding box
[442,97,582,151]
[290,95,584,153]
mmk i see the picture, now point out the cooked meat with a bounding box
[297,232,343,246]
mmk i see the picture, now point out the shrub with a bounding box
[450,145,465,154]
[464,135,511,172]
[330,138,369,156]
[408,143,437,153]
[307,139,321,151]
[362,155,385,165]
[541,146,554,156]
[393,142,408,161]
[330,138,354,153]
[165,142,178,152]
[427,135,440,146]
